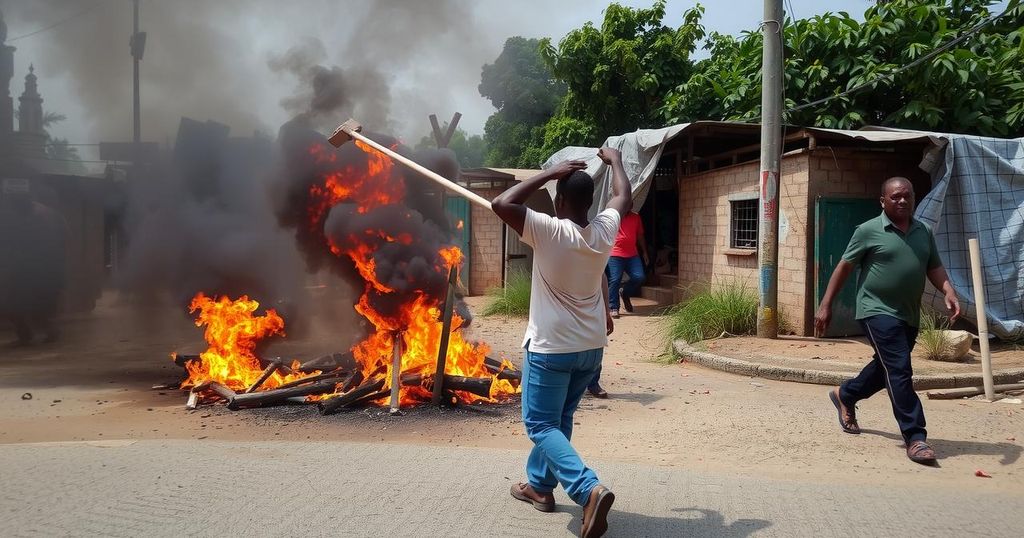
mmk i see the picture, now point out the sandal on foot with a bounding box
[829,388,860,434]
[907,440,937,465]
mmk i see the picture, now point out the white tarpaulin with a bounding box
[544,122,1024,339]
[542,124,688,217]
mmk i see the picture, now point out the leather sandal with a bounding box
[907,440,937,465]
[829,388,860,434]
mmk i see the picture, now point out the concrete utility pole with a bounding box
[756,0,784,338]
[130,0,145,144]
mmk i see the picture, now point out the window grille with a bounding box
[730,199,758,249]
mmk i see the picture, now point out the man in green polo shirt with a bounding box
[814,177,960,465]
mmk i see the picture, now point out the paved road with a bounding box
[2,439,1021,537]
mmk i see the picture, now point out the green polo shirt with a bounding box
[841,213,942,327]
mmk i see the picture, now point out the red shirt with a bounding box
[610,212,643,258]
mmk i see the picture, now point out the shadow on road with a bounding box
[563,506,771,537]
[861,429,1022,465]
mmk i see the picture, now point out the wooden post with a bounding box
[432,265,459,405]
[389,332,403,415]
[968,238,996,401]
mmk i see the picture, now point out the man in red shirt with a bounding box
[607,210,648,318]
[588,210,647,398]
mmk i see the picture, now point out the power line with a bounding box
[7,4,102,43]
[741,3,1015,124]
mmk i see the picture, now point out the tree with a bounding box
[478,37,564,167]
[538,1,705,143]
[661,0,1024,137]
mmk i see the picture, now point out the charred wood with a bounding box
[228,380,340,410]
[318,378,386,415]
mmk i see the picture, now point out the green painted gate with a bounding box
[444,195,471,273]
[814,197,880,337]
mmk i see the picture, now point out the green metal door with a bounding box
[444,195,471,272]
[814,198,880,337]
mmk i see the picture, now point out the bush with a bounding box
[481,271,531,317]
[917,307,953,361]
[665,281,758,344]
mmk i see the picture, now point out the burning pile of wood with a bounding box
[171,350,520,415]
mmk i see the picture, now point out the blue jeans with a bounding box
[522,344,603,506]
[606,255,645,311]
[840,314,926,443]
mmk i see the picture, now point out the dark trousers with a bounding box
[840,314,926,443]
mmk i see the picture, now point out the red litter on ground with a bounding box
[975,469,992,478]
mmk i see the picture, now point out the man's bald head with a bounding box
[881,176,914,196]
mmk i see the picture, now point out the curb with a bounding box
[672,340,1024,390]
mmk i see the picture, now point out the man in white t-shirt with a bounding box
[492,147,632,538]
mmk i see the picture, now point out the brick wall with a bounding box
[468,187,505,296]
[677,154,812,334]
[674,145,930,336]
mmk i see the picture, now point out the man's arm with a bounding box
[598,148,632,217]
[927,265,961,321]
[602,272,613,335]
[813,260,855,336]
[491,160,587,237]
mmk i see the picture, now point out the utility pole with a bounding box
[130,0,145,144]
[756,0,784,338]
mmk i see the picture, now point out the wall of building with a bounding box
[675,145,932,336]
[677,154,812,334]
[467,187,505,296]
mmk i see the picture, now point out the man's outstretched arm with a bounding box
[814,260,855,336]
[597,148,632,218]
[491,160,587,237]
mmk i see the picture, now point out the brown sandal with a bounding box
[829,388,860,434]
[907,440,937,464]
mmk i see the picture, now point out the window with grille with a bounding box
[730,199,758,249]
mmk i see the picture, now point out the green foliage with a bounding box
[538,1,706,147]
[481,271,532,317]
[478,37,565,167]
[664,281,758,344]
[918,307,953,361]
[413,126,487,169]
[662,0,1024,136]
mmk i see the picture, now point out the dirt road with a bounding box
[1,294,1021,496]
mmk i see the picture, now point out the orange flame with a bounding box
[179,139,518,407]
[182,293,312,391]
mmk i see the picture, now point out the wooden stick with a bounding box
[432,266,458,405]
[484,356,522,382]
[318,378,387,415]
[926,382,1024,400]
[328,119,492,210]
[274,370,350,391]
[389,332,403,415]
[228,380,340,410]
[245,360,281,394]
[968,238,996,401]
[402,373,493,399]
[204,382,237,403]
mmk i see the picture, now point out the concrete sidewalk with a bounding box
[2,439,1021,537]
[675,340,1024,390]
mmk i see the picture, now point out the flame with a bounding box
[309,139,519,405]
[182,293,313,391]
[178,137,519,408]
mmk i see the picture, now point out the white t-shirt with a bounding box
[519,207,621,353]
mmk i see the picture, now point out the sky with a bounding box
[0,0,986,162]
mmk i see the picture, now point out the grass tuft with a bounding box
[917,307,952,361]
[664,281,758,345]
[481,271,531,317]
